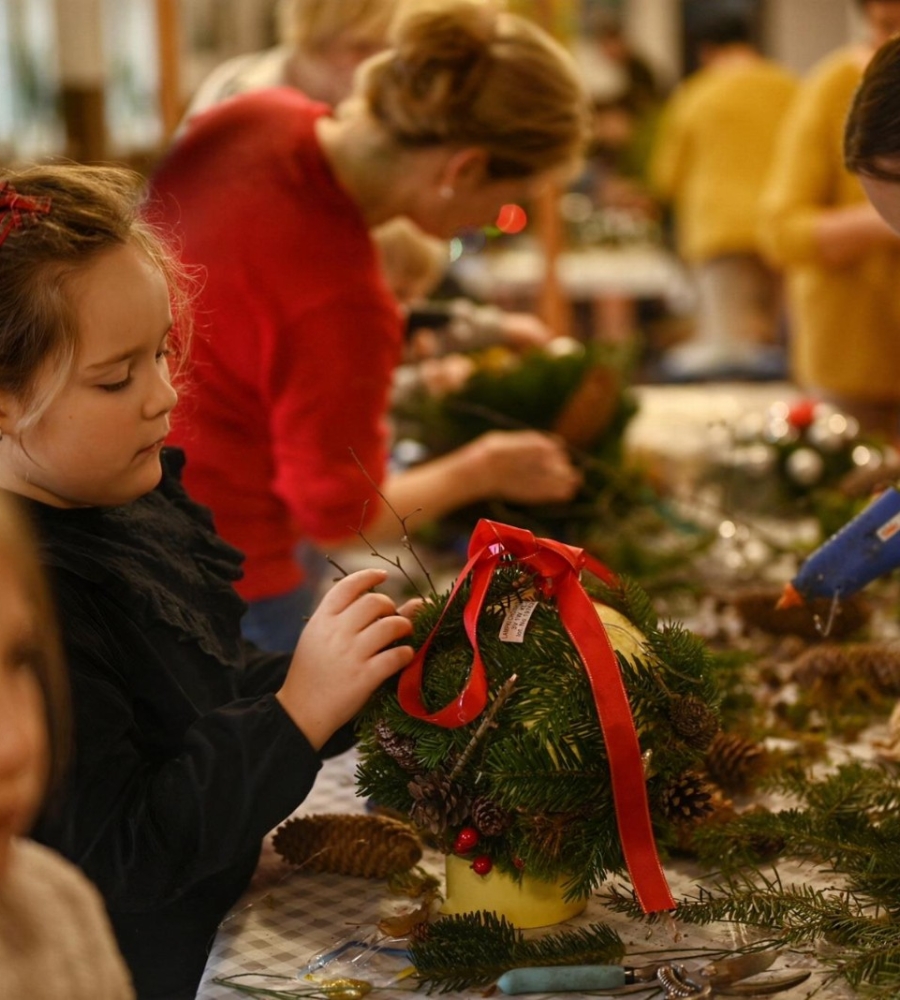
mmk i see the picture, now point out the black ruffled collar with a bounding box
[21,448,248,668]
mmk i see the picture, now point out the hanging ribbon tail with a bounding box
[397,518,674,912]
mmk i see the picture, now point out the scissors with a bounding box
[496,949,811,998]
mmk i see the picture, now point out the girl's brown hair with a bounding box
[358,0,590,179]
[0,163,193,428]
[845,34,900,182]
[0,490,69,792]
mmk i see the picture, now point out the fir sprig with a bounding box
[408,911,624,992]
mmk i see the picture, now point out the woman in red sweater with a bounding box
[149,0,590,651]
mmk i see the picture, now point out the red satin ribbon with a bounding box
[0,183,52,248]
[397,518,675,913]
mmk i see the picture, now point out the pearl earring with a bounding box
[439,185,455,201]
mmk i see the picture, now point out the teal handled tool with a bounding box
[496,949,779,994]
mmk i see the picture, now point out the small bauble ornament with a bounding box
[785,446,825,486]
[471,855,493,876]
[786,398,816,430]
[453,827,480,855]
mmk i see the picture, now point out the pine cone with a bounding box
[669,695,719,751]
[731,587,869,640]
[375,719,421,771]
[470,795,514,837]
[658,771,716,823]
[704,732,766,794]
[272,814,422,878]
[792,643,900,697]
[408,771,471,836]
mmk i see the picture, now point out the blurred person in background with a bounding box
[181,0,399,126]
[649,12,797,381]
[148,0,589,654]
[759,0,900,438]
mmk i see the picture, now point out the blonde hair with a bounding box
[0,491,69,792]
[373,217,448,299]
[278,0,400,54]
[358,0,590,179]
[0,163,192,430]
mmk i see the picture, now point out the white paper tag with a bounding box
[499,600,538,643]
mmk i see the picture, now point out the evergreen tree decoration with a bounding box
[356,534,722,904]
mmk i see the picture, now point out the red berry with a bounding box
[471,855,493,876]
[787,399,816,429]
[453,827,480,855]
[513,857,525,870]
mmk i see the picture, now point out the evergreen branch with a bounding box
[408,912,624,992]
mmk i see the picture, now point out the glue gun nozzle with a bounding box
[776,582,803,610]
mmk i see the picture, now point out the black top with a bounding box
[26,449,354,1000]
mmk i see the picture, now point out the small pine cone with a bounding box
[272,814,422,878]
[658,771,715,823]
[470,795,514,837]
[408,771,471,836]
[375,719,421,771]
[790,643,849,687]
[668,695,719,751]
[704,732,766,794]
[853,645,900,696]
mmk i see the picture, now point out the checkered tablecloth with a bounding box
[196,747,855,1000]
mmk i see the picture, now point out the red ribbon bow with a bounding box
[397,518,675,914]
[0,182,52,248]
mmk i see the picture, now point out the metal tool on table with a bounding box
[496,949,811,998]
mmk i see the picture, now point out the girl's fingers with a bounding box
[318,569,388,614]
[398,597,424,621]
[369,643,416,681]
[360,614,414,654]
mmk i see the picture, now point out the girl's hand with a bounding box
[276,569,418,748]
[470,430,583,504]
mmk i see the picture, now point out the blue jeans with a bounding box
[241,584,315,653]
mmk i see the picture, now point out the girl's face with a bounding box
[0,242,178,508]
[0,560,49,878]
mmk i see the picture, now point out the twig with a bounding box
[449,673,518,781]
[325,555,350,579]
[349,449,438,600]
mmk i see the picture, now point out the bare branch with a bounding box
[348,448,438,600]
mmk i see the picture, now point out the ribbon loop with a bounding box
[397,518,674,913]
[0,182,52,248]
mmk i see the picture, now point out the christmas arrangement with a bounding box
[391,338,716,589]
[355,519,723,919]
[702,397,900,540]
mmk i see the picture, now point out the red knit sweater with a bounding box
[148,89,403,600]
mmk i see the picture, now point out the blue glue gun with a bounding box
[779,486,900,607]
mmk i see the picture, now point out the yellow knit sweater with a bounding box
[759,47,900,402]
[650,56,797,262]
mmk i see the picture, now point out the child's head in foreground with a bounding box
[0,164,191,509]
[0,489,68,877]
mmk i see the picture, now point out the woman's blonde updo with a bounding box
[358,0,590,179]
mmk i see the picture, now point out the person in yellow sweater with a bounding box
[649,13,797,380]
[758,0,900,438]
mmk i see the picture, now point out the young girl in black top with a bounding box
[0,163,418,1000]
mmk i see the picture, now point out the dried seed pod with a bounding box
[272,813,422,878]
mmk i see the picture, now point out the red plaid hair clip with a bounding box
[0,182,52,248]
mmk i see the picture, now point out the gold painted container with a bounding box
[442,854,587,928]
